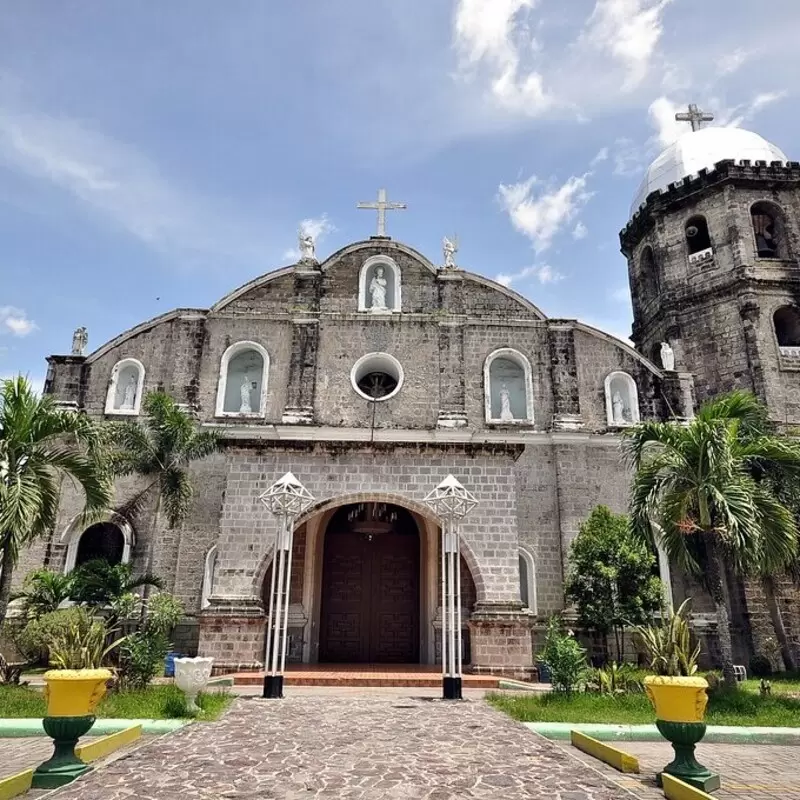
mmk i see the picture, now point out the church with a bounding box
[24,109,800,676]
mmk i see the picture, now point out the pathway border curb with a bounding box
[570,730,639,773]
[526,722,800,745]
[0,719,187,738]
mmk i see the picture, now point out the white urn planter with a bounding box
[173,657,214,714]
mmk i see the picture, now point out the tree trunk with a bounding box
[138,494,162,625]
[704,533,737,687]
[0,537,15,629]
[763,573,796,672]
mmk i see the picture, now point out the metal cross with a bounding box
[675,103,714,132]
[357,188,407,237]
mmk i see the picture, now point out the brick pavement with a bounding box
[565,739,800,800]
[44,695,636,799]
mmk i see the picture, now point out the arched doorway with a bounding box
[74,521,126,567]
[319,502,420,663]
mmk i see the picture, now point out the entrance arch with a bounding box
[319,503,420,663]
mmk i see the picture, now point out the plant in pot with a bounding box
[32,607,124,789]
[635,599,719,792]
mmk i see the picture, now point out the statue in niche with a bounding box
[443,236,458,269]
[71,327,88,356]
[239,373,252,413]
[612,391,627,425]
[499,383,514,421]
[121,374,137,410]
[369,265,388,310]
[660,342,675,372]
[298,229,316,262]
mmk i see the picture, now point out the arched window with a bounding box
[518,547,537,614]
[358,255,402,312]
[201,545,218,610]
[639,246,659,300]
[774,306,800,350]
[752,202,787,259]
[104,358,145,415]
[484,348,534,424]
[62,515,134,574]
[215,341,270,417]
[604,371,640,427]
[685,215,712,256]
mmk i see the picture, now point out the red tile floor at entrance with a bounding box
[229,663,510,688]
[44,695,634,800]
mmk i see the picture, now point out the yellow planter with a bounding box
[43,669,113,718]
[643,675,709,723]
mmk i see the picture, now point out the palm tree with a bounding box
[0,376,111,628]
[109,391,218,596]
[624,391,800,687]
[12,568,73,619]
[69,559,163,607]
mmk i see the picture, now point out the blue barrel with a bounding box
[164,652,179,677]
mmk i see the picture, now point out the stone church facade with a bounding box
[22,118,800,675]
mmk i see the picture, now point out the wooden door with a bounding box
[320,527,419,663]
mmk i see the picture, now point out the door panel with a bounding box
[320,523,419,663]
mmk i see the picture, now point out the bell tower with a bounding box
[620,106,800,423]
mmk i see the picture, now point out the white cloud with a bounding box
[497,173,592,253]
[494,263,564,287]
[0,107,266,266]
[716,91,788,129]
[583,0,672,88]
[572,221,588,240]
[612,137,649,176]
[648,96,686,148]
[590,147,610,166]
[0,306,36,337]
[716,48,751,78]
[453,0,556,115]
[283,214,336,261]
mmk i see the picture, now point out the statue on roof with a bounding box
[298,229,317,263]
[71,326,88,356]
[443,236,458,269]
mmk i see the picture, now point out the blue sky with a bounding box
[2,1,800,388]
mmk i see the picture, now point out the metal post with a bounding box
[262,527,279,696]
[279,523,296,675]
[440,525,447,680]
[455,523,463,678]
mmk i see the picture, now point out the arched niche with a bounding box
[639,246,659,300]
[518,546,537,615]
[104,358,145,416]
[751,201,788,259]
[62,514,134,574]
[484,348,534,424]
[773,306,800,353]
[358,255,402,313]
[201,545,218,610]
[604,371,640,427]
[215,341,270,417]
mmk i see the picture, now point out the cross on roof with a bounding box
[675,103,715,132]
[357,188,407,238]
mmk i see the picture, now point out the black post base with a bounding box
[442,676,463,700]
[263,674,284,699]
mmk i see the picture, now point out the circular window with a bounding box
[350,353,404,402]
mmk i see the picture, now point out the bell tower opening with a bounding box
[319,503,420,663]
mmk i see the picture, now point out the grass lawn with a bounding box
[0,684,232,721]
[489,684,800,728]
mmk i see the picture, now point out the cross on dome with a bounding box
[357,188,407,238]
[675,103,715,132]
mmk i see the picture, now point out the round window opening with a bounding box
[351,353,404,402]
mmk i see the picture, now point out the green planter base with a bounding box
[655,719,720,792]
[32,714,96,789]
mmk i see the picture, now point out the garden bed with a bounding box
[0,684,231,721]
[488,681,800,728]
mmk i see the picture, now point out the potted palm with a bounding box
[33,608,122,789]
[636,599,719,792]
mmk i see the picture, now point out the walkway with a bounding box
[47,695,633,799]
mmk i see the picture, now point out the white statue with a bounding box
[298,229,316,262]
[443,236,458,269]
[71,327,88,356]
[239,374,252,413]
[612,391,627,424]
[499,383,514,421]
[369,265,388,310]
[121,374,137,410]
[660,342,675,372]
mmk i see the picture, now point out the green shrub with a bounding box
[750,654,773,678]
[634,598,700,677]
[588,662,644,695]
[45,607,124,669]
[539,616,589,695]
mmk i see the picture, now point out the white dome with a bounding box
[631,127,788,215]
